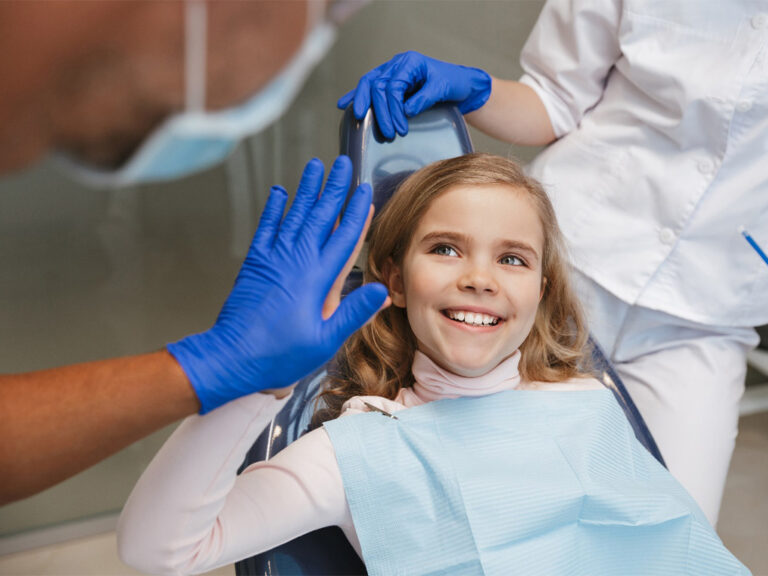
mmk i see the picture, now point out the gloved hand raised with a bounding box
[168,156,389,413]
[338,51,491,140]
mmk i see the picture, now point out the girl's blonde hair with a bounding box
[319,153,590,420]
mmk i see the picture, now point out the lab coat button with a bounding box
[752,13,767,29]
[736,100,753,112]
[697,159,714,174]
[659,228,676,245]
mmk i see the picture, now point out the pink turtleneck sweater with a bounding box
[118,352,601,575]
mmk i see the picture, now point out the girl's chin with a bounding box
[417,342,516,378]
[430,347,522,378]
[436,357,501,378]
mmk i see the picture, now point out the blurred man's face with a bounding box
[0,1,309,174]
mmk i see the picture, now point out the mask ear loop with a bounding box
[185,0,207,113]
[305,0,326,35]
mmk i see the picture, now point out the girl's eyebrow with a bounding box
[419,231,541,263]
[499,239,540,264]
[419,231,471,245]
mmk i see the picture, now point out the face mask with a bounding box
[54,0,336,188]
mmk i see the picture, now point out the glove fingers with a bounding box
[325,282,389,345]
[404,88,439,117]
[251,186,288,252]
[386,82,410,136]
[372,77,397,140]
[279,158,324,245]
[387,62,418,134]
[351,75,373,120]
[387,52,429,128]
[320,182,372,283]
[351,59,394,119]
[298,156,354,251]
[337,89,355,110]
[370,56,406,139]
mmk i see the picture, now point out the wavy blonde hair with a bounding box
[318,153,590,420]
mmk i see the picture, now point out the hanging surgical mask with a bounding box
[54,0,336,188]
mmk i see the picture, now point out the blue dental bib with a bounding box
[324,390,748,575]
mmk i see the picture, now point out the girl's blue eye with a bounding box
[500,254,525,266]
[433,244,458,257]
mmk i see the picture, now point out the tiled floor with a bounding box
[0,532,233,576]
[719,410,768,575]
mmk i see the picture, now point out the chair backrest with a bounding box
[340,102,473,212]
[235,106,664,576]
[588,337,665,464]
[236,367,361,576]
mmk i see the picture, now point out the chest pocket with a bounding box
[617,2,746,127]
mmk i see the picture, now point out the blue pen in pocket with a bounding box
[740,226,768,268]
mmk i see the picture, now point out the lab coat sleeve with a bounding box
[519,0,622,137]
[117,392,349,576]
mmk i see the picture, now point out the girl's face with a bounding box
[387,184,545,377]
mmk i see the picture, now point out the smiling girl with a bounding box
[318,153,597,424]
[118,154,745,575]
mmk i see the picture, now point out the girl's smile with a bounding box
[387,183,545,378]
[443,307,501,327]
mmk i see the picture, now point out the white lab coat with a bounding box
[517,0,767,525]
[520,0,768,327]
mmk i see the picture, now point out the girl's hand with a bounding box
[322,205,374,320]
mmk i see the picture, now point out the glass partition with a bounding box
[0,0,546,544]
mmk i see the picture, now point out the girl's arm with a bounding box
[465,78,556,147]
[117,392,349,575]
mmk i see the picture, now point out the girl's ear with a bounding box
[382,257,406,308]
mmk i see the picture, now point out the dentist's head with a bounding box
[0,1,322,181]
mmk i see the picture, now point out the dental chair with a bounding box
[235,105,664,576]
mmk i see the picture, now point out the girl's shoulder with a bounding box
[517,376,604,392]
[339,395,407,418]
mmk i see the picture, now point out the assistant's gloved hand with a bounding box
[168,156,389,414]
[338,51,491,140]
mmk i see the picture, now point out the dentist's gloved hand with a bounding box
[338,51,491,140]
[167,156,389,414]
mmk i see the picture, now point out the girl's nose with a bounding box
[458,263,498,294]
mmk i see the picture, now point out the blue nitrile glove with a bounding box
[167,156,389,413]
[337,51,491,140]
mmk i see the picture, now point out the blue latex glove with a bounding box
[338,51,491,140]
[168,156,389,414]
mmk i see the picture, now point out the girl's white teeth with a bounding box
[448,310,499,326]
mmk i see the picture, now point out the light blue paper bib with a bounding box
[324,390,748,575]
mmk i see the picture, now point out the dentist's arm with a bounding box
[0,156,388,505]
[337,51,555,146]
[464,77,555,146]
[0,351,197,505]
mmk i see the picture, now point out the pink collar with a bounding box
[405,350,522,404]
